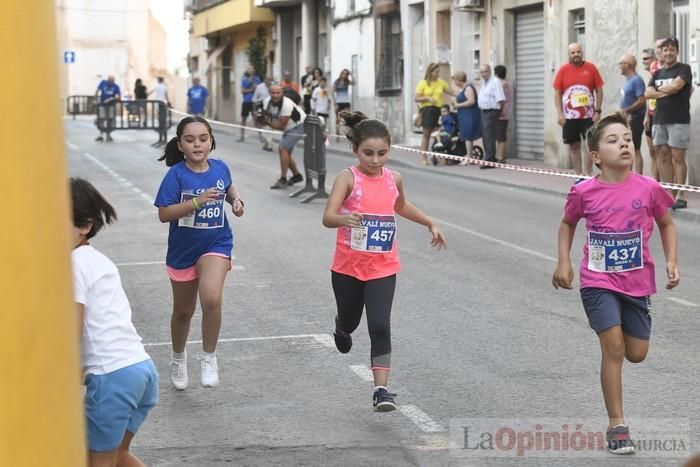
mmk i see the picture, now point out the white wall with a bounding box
[329,15,375,113]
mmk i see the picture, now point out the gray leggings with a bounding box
[331,271,396,369]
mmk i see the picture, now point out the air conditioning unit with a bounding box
[454,0,484,11]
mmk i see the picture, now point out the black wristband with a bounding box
[594,109,602,113]
[233,198,245,207]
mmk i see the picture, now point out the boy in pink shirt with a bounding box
[552,113,679,455]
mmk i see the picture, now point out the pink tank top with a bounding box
[331,166,401,281]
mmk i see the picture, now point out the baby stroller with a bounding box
[430,113,483,165]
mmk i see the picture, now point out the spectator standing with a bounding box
[301,64,315,113]
[477,64,506,169]
[494,65,511,163]
[95,75,121,142]
[415,63,452,164]
[451,71,482,164]
[312,77,331,122]
[618,54,646,174]
[238,64,261,142]
[646,37,692,209]
[253,76,273,151]
[280,70,300,94]
[133,78,148,125]
[152,77,170,146]
[262,85,306,189]
[642,40,665,181]
[187,77,209,117]
[333,69,354,135]
[553,43,604,175]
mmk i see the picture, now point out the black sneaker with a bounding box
[106,135,113,142]
[672,198,688,210]
[333,319,352,354]
[262,144,273,152]
[373,388,397,412]
[288,173,303,185]
[606,424,635,455]
[95,136,104,142]
[270,178,288,189]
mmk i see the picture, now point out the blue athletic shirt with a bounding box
[187,85,209,114]
[97,80,121,102]
[154,158,234,269]
[241,75,261,103]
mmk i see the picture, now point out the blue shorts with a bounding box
[580,288,652,340]
[280,124,305,151]
[85,359,159,452]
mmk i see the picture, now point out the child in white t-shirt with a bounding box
[311,77,331,122]
[70,177,158,467]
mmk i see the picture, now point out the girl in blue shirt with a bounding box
[155,116,245,390]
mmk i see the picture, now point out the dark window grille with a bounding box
[375,12,403,94]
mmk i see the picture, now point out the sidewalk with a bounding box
[324,140,700,224]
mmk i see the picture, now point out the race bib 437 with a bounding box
[587,230,643,273]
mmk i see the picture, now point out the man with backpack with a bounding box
[263,84,306,189]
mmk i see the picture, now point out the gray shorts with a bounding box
[280,124,305,151]
[580,288,651,340]
[652,123,690,149]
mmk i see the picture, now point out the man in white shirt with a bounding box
[477,64,506,168]
[263,84,307,189]
[253,77,273,151]
[151,77,170,146]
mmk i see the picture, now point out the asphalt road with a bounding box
[65,117,700,467]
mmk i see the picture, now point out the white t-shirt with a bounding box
[153,82,168,102]
[263,95,307,131]
[311,87,330,114]
[72,245,150,376]
[252,82,270,104]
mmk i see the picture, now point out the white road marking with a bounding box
[349,364,374,381]
[434,217,557,262]
[666,297,699,307]
[82,152,156,201]
[311,333,335,348]
[144,333,325,347]
[399,405,446,433]
[66,142,78,150]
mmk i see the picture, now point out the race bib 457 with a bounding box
[350,214,396,253]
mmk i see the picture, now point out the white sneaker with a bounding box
[169,355,188,390]
[201,355,219,387]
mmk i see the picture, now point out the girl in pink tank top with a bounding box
[322,111,447,412]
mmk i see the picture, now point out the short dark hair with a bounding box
[494,65,507,79]
[70,178,117,239]
[440,104,451,111]
[661,37,679,50]
[586,112,629,153]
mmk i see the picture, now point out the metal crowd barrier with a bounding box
[66,95,97,119]
[290,115,329,203]
[94,100,172,133]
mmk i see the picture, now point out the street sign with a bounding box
[64,50,75,64]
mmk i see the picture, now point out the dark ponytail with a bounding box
[158,116,216,167]
[70,177,117,240]
[338,111,391,149]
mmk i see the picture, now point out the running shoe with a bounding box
[169,354,188,390]
[333,328,352,354]
[373,388,397,412]
[606,424,636,455]
[672,198,688,210]
[270,178,288,189]
[105,135,113,142]
[95,136,104,142]
[288,173,304,185]
[201,355,219,387]
[262,143,273,152]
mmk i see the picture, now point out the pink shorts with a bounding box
[166,253,232,282]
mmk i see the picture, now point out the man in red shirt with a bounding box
[553,43,604,175]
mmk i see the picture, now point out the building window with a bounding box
[222,46,232,98]
[569,9,585,49]
[464,12,480,80]
[672,0,689,63]
[375,12,403,94]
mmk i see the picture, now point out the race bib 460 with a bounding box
[178,191,226,229]
[350,214,396,253]
[587,230,643,273]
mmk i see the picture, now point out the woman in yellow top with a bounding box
[415,62,453,164]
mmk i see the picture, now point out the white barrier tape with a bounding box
[391,144,700,193]
[171,109,304,137]
[170,109,700,194]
